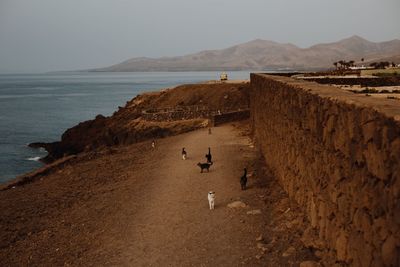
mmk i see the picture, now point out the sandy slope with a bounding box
[0,123,317,266]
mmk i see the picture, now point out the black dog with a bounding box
[182,147,187,160]
[197,162,213,173]
[240,168,247,190]
[205,147,212,163]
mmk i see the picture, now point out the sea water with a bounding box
[0,71,250,183]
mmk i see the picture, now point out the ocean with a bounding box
[0,71,250,183]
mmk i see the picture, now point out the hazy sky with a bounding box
[0,0,399,73]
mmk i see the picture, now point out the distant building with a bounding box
[349,65,372,70]
[220,72,228,81]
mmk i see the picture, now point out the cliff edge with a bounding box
[30,82,250,163]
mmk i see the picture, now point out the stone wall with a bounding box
[142,105,249,122]
[141,109,212,122]
[210,110,250,126]
[250,73,400,266]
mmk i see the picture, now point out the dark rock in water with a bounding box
[28,142,47,149]
[28,141,62,163]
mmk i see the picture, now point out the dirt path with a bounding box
[115,125,262,266]
[0,123,318,266]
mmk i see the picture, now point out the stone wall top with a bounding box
[251,73,400,121]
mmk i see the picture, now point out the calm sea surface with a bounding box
[0,71,250,183]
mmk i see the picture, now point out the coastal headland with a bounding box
[1,74,400,266]
[28,81,250,163]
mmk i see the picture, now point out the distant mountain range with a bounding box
[92,35,400,72]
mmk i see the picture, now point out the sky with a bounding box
[0,0,399,73]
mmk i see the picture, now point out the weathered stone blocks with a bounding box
[251,74,400,266]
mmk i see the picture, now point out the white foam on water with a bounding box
[27,156,41,161]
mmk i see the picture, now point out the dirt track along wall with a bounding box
[250,73,400,266]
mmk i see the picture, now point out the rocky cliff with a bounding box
[31,82,250,162]
[250,74,400,266]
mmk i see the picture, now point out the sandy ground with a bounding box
[0,123,317,266]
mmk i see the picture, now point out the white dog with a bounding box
[208,191,215,210]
